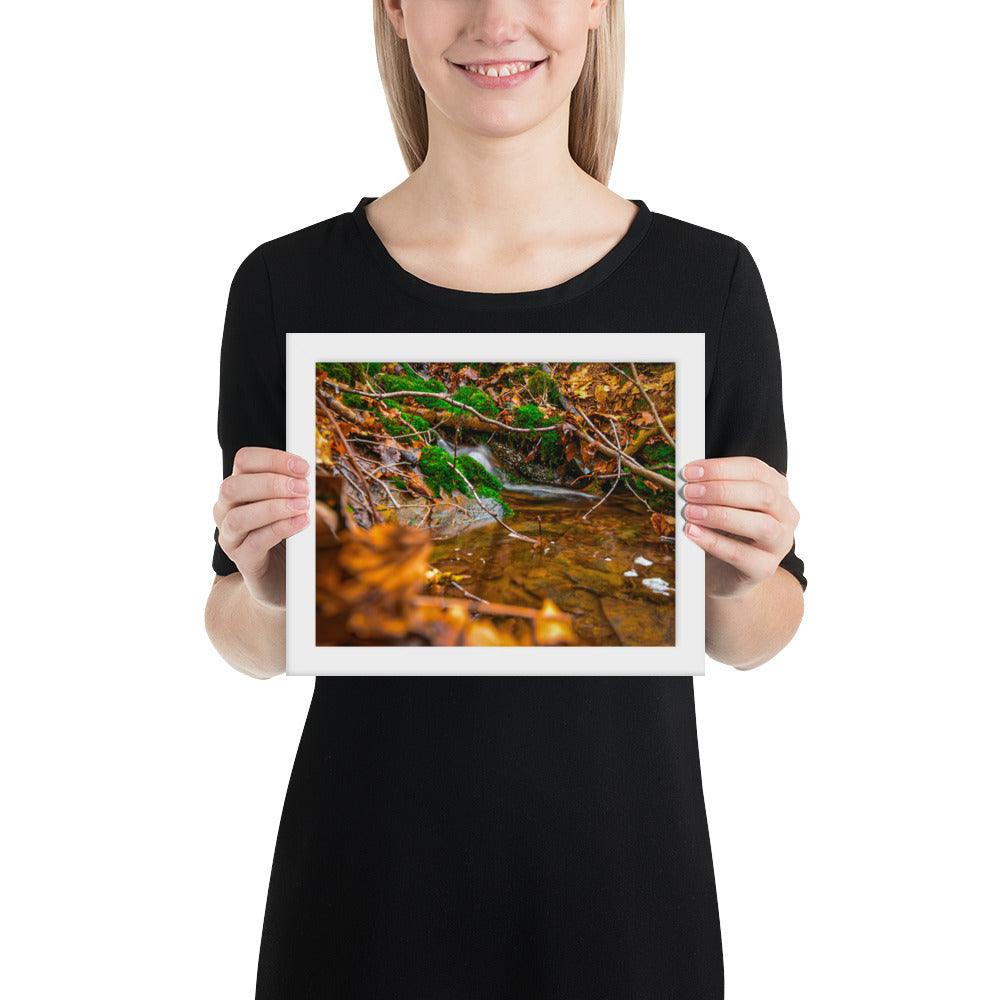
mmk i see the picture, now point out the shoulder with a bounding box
[241,209,358,276]
[225,208,365,326]
[625,205,763,327]
[644,207,748,278]
[641,207,775,322]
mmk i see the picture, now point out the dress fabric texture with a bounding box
[212,197,808,1000]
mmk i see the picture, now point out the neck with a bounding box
[405,100,598,239]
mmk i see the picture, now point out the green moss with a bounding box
[418,446,456,493]
[456,454,503,492]
[639,440,675,469]
[625,473,676,514]
[317,362,352,384]
[380,410,430,439]
[401,410,430,431]
[377,368,453,411]
[539,429,563,466]
[377,371,446,395]
[453,385,499,417]
[375,367,503,418]
[526,368,562,407]
[628,473,655,496]
[513,403,554,429]
[317,361,384,384]
[389,476,406,490]
[342,391,367,409]
[419,446,510,515]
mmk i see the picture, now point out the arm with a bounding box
[205,574,287,679]
[705,567,804,669]
[204,445,311,680]
[206,246,304,678]
[696,239,807,667]
[679,455,805,670]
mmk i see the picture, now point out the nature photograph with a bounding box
[313,360,678,647]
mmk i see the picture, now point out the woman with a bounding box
[206,1,807,997]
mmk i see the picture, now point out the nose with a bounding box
[467,0,526,50]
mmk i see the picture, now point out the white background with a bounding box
[3,2,996,997]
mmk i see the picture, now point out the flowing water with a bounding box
[430,440,676,646]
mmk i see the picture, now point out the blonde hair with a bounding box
[373,1,625,185]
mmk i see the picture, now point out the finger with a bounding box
[680,478,793,520]
[681,500,791,558]
[233,513,310,577]
[233,446,310,477]
[683,521,778,581]
[215,472,309,522]
[219,496,311,551]
[680,457,787,494]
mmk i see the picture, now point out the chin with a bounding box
[468,110,543,138]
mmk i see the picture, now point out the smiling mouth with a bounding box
[453,58,546,78]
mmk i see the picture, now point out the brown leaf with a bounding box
[403,470,434,499]
[650,513,676,537]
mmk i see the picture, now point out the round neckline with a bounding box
[351,195,653,311]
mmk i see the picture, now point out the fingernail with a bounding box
[290,477,309,494]
[289,497,309,511]
[684,483,706,499]
[289,456,309,475]
[686,522,702,537]
[683,464,704,480]
[686,505,707,519]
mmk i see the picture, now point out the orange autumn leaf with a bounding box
[533,598,577,646]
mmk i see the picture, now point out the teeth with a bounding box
[464,61,536,77]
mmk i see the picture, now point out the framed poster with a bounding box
[286,332,704,675]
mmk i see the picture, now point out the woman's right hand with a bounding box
[213,446,311,609]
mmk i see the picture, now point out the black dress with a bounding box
[212,197,807,1000]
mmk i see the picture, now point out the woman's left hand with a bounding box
[679,456,800,598]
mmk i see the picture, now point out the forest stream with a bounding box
[428,440,676,646]
[315,360,677,647]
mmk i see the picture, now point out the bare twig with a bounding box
[317,397,382,524]
[447,578,486,603]
[363,470,401,510]
[623,475,655,512]
[572,423,675,489]
[582,418,623,520]
[446,454,537,544]
[563,397,620,453]
[324,380,562,433]
[609,363,676,448]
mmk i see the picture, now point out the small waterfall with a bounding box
[435,435,594,500]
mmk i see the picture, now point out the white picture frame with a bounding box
[286,332,704,675]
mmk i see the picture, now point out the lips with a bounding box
[450,57,548,90]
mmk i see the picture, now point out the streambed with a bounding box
[428,440,676,646]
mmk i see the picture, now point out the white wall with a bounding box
[3,2,995,997]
